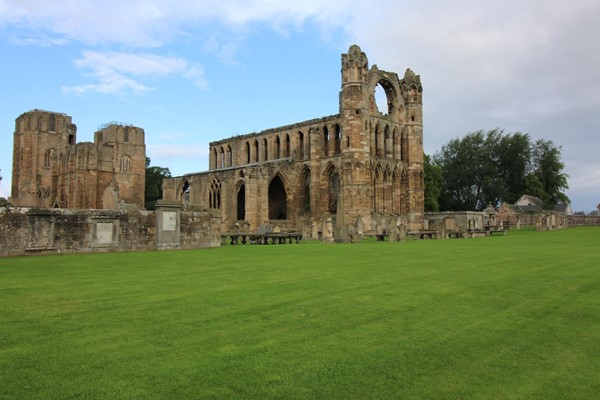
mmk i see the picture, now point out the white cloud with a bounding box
[62,51,206,95]
[0,0,356,47]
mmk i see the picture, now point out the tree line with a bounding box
[425,129,569,211]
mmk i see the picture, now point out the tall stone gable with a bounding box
[162,44,425,234]
[11,110,146,209]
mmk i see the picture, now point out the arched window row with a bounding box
[370,121,408,162]
[209,179,221,209]
[209,122,343,170]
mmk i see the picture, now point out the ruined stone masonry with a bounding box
[161,45,426,237]
[10,109,146,209]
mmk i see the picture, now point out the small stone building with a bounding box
[161,45,425,235]
[11,110,146,209]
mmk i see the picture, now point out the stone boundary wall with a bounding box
[0,207,221,257]
[568,215,600,226]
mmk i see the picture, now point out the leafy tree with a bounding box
[145,157,171,210]
[423,153,442,211]
[434,129,503,211]
[529,139,569,208]
[432,129,568,211]
[497,132,532,204]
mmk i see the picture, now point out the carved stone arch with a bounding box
[332,123,341,155]
[323,125,330,156]
[392,126,400,159]
[269,171,290,220]
[209,177,221,209]
[245,141,251,164]
[235,179,246,221]
[297,131,305,160]
[322,162,340,214]
[275,134,281,159]
[370,73,401,115]
[285,133,291,157]
[226,144,233,167]
[374,122,383,157]
[384,124,392,158]
[298,165,311,213]
[253,139,259,163]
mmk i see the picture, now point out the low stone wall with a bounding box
[0,206,221,257]
[568,215,600,226]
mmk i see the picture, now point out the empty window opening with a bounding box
[323,127,329,156]
[246,142,251,164]
[268,175,287,220]
[302,169,311,212]
[48,114,56,132]
[237,184,246,220]
[334,124,341,155]
[328,169,340,214]
[298,132,305,160]
[182,181,190,203]
[263,138,268,161]
[276,136,281,159]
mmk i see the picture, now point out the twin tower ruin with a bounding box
[11,45,424,237]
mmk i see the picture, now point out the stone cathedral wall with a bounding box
[0,207,221,257]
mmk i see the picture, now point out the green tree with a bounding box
[145,157,171,210]
[424,153,442,211]
[529,139,569,208]
[433,129,569,211]
[434,129,503,211]
[497,132,532,204]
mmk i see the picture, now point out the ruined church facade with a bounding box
[161,45,424,235]
[11,109,146,209]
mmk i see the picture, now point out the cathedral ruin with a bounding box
[10,110,146,209]
[160,45,425,237]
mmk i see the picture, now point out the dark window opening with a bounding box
[48,114,56,132]
[268,175,287,220]
[285,134,290,157]
[328,169,340,214]
[276,136,281,159]
[334,124,341,155]
[246,142,251,164]
[302,169,311,212]
[182,181,190,203]
[237,184,246,220]
[124,127,129,143]
[298,132,304,160]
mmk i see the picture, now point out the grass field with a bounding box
[1,227,599,399]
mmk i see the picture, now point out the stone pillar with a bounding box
[156,201,181,250]
[334,192,349,243]
[322,216,334,243]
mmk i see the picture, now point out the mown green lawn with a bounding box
[1,227,599,399]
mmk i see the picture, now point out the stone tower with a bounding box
[339,45,424,229]
[11,110,146,209]
[11,110,77,207]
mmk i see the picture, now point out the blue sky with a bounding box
[1,0,599,211]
